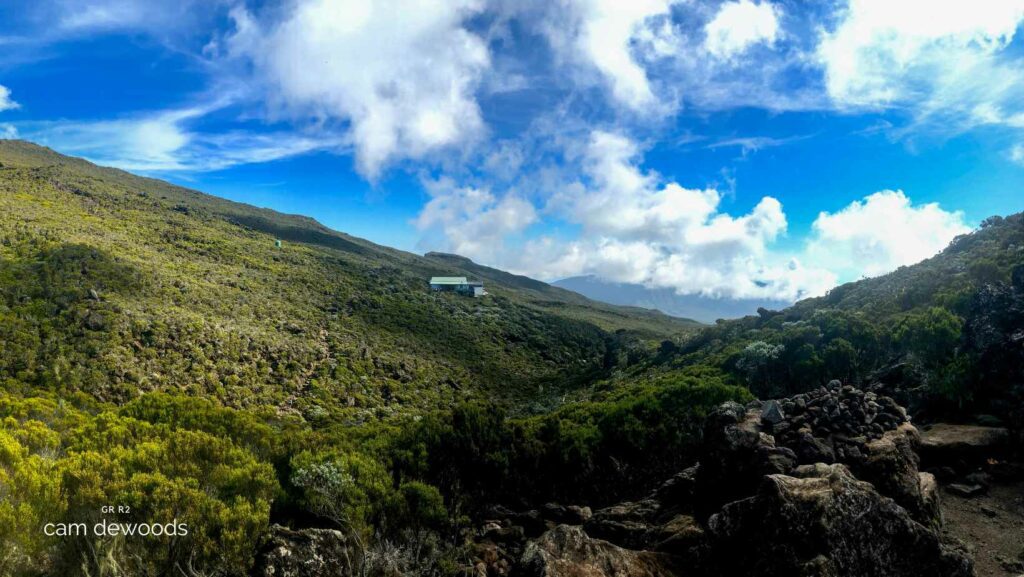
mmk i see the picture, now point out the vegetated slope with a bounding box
[0,140,694,420]
[624,212,1024,426]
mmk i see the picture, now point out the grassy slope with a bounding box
[0,140,696,423]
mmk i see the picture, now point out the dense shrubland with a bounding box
[640,213,1024,427]
[0,141,1022,575]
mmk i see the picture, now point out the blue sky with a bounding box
[1,0,1023,301]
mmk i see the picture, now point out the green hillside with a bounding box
[1,139,1021,577]
[0,140,696,419]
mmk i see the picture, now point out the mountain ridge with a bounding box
[554,274,792,323]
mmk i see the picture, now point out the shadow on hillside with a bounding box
[229,215,371,257]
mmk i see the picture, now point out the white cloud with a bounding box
[225,0,490,179]
[817,0,1024,110]
[418,130,836,301]
[705,0,780,59]
[17,105,341,172]
[526,130,832,299]
[58,0,155,31]
[415,131,977,302]
[536,0,681,112]
[1011,143,1024,164]
[806,190,970,279]
[707,134,810,154]
[414,177,537,258]
[0,124,17,139]
[0,85,19,112]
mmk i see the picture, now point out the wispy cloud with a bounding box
[16,103,346,172]
[707,133,813,154]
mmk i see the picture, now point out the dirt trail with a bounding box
[941,481,1024,577]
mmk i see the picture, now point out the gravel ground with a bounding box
[941,481,1024,577]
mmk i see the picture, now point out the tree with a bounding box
[824,338,858,383]
[735,341,785,398]
[894,307,963,368]
[291,453,393,576]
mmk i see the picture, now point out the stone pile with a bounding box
[763,380,908,459]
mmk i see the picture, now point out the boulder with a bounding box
[705,464,973,577]
[252,524,356,577]
[645,514,705,558]
[649,465,698,515]
[761,401,785,426]
[793,431,835,464]
[695,405,795,519]
[519,525,683,577]
[857,423,937,525]
[917,472,942,530]
[583,499,661,549]
[541,503,592,525]
[919,423,1009,471]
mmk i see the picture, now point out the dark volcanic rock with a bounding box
[649,465,698,515]
[644,514,704,558]
[584,499,661,549]
[510,389,975,577]
[857,423,937,525]
[793,431,835,464]
[541,503,592,525]
[252,524,356,577]
[761,400,785,426]
[705,464,973,577]
[694,404,795,519]
[519,525,683,577]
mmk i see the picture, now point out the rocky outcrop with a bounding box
[583,499,661,549]
[514,385,974,577]
[518,525,684,577]
[857,423,937,525]
[715,382,941,527]
[705,463,973,577]
[694,401,796,518]
[252,524,356,577]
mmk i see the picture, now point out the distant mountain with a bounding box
[554,275,792,323]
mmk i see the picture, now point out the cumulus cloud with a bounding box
[805,190,970,279]
[415,131,976,302]
[817,0,1024,112]
[414,177,537,259]
[225,0,490,179]
[704,0,780,59]
[419,130,837,301]
[527,130,832,299]
[0,85,19,112]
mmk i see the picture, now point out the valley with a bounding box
[0,140,1022,576]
